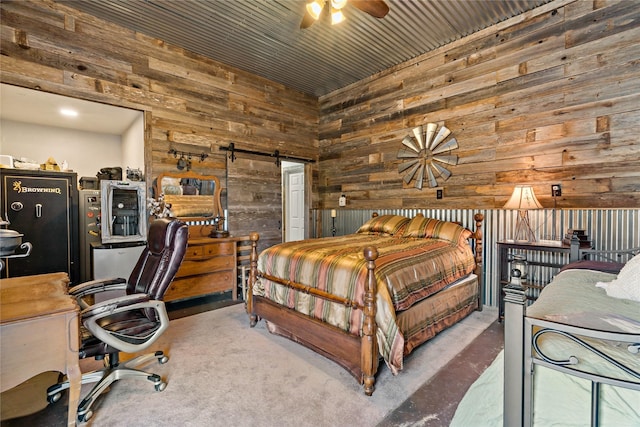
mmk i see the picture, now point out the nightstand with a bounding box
[497,240,571,321]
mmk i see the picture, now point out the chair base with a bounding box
[47,351,169,422]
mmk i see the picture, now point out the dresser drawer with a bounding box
[184,242,235,259]
[202,242,235,257]
[175,255,235,278]
[172,237,238,301]
[165,271,235,302]
[185,245,204,259]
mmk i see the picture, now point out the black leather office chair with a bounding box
[47,218,188,422]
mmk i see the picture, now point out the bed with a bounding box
[247,213,484,395]
[503,250,640,426]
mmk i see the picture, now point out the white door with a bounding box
[284,163,305,242]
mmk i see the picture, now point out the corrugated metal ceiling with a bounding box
[57,0,553,97]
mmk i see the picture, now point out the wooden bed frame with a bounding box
[503,247,640,426]
[246,213,484,395]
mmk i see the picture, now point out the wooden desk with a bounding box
[0,272,80,426]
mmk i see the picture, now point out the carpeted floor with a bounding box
[1,303,498,426]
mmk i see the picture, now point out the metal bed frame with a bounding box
[503,247,640,427]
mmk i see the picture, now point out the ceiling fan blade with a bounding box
[350,0,390,19]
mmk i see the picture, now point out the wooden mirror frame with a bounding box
[155,171,225,232]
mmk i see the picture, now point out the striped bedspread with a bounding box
[254,233,476,373]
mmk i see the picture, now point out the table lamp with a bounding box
[503,185,543,242]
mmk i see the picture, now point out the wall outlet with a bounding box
[436,189,443,199]
[551,184,561,197]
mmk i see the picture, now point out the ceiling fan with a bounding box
[300,0,390,29]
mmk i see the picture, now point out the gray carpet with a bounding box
[79,304,497,426]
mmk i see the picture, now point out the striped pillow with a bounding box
[357,215,410,236]
[402,215,472,244]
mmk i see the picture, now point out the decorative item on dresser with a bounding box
[155,171,237,302]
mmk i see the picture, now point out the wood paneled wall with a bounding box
[318,0,640,210]
[0,0,318,234]
[2,0,639,238]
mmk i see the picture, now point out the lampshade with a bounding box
[503,185,543,210]
[504,185,543,242]
[306,0,325,20]
[331,8,345,24]
[332,0,347,9]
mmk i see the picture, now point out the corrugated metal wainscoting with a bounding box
[312,208,640,308]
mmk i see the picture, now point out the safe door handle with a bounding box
[35,203,42,218]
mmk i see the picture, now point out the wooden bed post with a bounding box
[473,213,484,311]
[362,246,378,396]
[248,232,259,326]
[503,283,527,427]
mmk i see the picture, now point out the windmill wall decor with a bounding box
[397,123,458,190]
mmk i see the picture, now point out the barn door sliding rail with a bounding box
[220,143,315,166]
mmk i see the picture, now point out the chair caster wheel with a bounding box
[155,381,167,392]
[78,409,93,423]
[159,355,169,364]
[47,392,62,404]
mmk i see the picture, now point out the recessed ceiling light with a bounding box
[60,108,78,117]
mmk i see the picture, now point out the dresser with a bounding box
[164,235,237,302]
[154,171,237,303]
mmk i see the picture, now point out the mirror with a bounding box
[155,171,226,236]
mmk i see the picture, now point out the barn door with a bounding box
[226,155,282,253]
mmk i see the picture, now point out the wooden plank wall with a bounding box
[0,0,318,236]
[318,0,640,211]
[2,0,639,242]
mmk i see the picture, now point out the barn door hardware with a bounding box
[220,143,314,165]
[168,149,208,171]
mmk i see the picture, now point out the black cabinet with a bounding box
[1,169,79,283]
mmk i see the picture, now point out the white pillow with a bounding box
[595,253,640,302]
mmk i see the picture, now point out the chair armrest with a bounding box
[80,293,151,319]
[69,278,127,310]
[70,277,127,297]
[81,294,170,354]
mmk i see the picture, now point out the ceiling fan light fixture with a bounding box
[331,8,345,25]
[306,0,325,20]
[331,0,348,9]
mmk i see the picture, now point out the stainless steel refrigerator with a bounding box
[1,169,79,283]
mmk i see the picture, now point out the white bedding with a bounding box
[450,350,640,427]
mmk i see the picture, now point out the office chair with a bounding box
[47,218,188,422]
